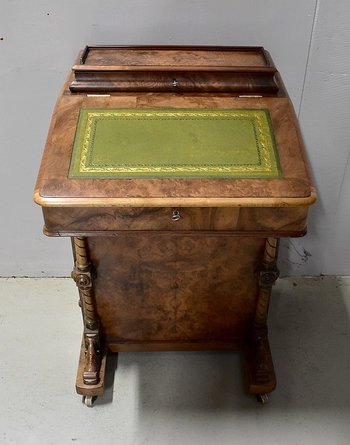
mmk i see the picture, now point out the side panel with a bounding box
[86,235,266,345]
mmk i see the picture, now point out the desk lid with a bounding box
[34,46,315,209]
[69,108,281,179]
[34,96,315,208]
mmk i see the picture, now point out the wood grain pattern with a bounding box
[70,72,278,94]
[86,234,266,344]
[34,93,315,207]
[80,46,270,67]
[70,46,278,93]
[42,205,309,236]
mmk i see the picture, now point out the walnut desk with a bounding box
[34,46,316,406]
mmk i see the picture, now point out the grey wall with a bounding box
[0,0,349,276]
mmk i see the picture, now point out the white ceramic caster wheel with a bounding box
[83,395,95,407]
[257,393,269,404]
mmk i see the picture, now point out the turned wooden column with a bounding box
[71,236,102,385]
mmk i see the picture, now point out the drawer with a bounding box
[44,207,239,232]
[42,206,308,236]
[69,46,278,94]
[70,70,278,94]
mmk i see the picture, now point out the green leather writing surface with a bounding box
[69,108,281,179]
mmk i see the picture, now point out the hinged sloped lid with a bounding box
[34,98,315,207]
[34,46,315,209]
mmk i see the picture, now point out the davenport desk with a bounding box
[34,46,316,406]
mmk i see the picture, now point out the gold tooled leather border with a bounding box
[70,108,281,178]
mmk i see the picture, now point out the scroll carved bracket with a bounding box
[259,262,280,289]
[71,266,98,331]
[82,335,101,385]
[71,267,93,290]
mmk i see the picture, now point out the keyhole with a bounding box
[172,210,181,221]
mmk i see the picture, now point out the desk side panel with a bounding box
[87,235,266,343]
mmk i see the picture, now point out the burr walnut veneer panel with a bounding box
[88,235,265,347]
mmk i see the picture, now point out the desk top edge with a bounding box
[33,189,317,208]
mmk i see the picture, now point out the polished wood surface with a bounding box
[42,205,309,237]
[34,93,315,207]
[70,45,278,93]
[88,235,265,343]
[71,237,102,386]
[34,46,316,404]
[80,45,271,67]
[75,339,107,397]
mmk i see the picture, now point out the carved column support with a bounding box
[71,236,101,386]
[254,237,280,331]
[246,237,280,395]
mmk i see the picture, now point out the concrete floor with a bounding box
[1,277,350,444]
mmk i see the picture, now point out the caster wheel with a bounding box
[83,395,96,407]
[257,393,269,404]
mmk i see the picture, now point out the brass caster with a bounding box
[256,393,269,404]
[83,395,96,407]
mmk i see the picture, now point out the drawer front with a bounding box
[43,206,308,236]
[70,71,278,94]
[108,207,240,230]
[44,207,240,232]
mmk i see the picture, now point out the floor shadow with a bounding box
[268,276,350,410]
[94,352,119,406]
[118,350,248,412]
[106,277,350,415]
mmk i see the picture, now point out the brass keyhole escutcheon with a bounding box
[172,209,181,221]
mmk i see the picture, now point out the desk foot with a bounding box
[245,334,276,397]
[76,338,107,405]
